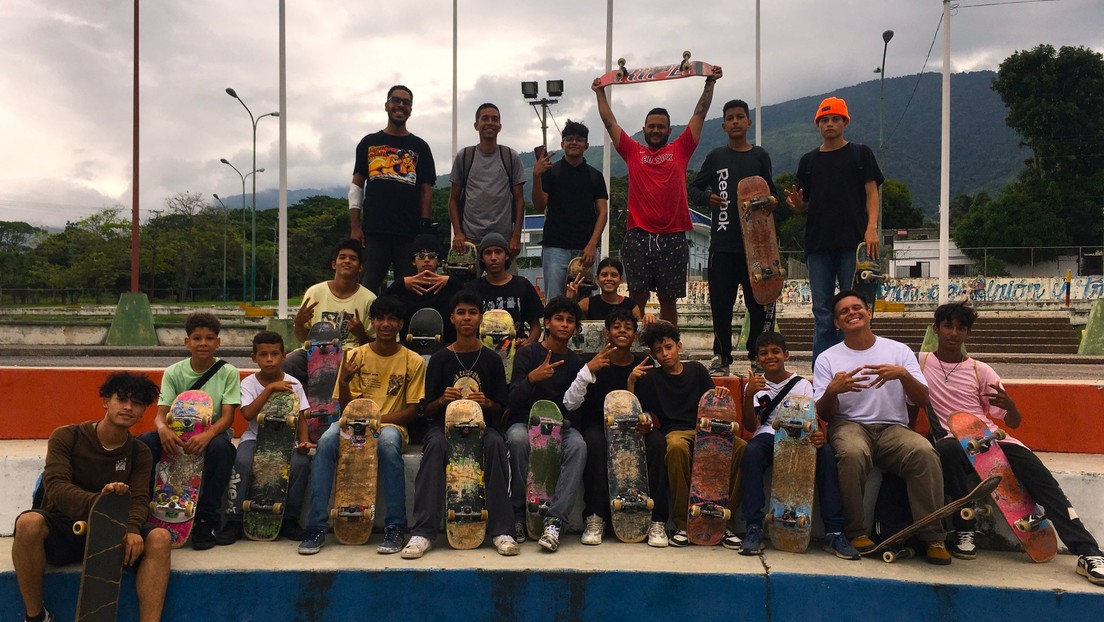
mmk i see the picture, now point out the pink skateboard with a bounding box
[147,390,212,548]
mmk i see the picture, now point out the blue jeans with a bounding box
[807,249,857,363]
[739,432,847,534]
[542,247,582,301]
[506,422,587,522]
[306,421,407,530]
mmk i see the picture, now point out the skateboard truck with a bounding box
[447,507,489,523]
[242,500,284,514]
[689,502,731,520]
[966,429,1007,455]
[615,57,627,81]
[333,504,373,521]
[698,417,739,435]
[679,50,692,72]
[1014,512,1050,532]
[611,493,654,513]
[527,497,551,517]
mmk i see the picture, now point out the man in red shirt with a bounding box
[592,66,722,324]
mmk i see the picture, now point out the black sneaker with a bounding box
[280,520,304,541]
[1077,555,1104,585]
[669,529,691,547]
[377,525,405,554]
[514,518,527,544]
[948,530,976,560]
[26,609,54,622]
[215,519,243,546]
[192,520,217,551]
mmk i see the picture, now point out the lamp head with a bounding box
[883,30,894,44]
[546,80,564,98]
[225,87,239,99]
[521,81,538,99]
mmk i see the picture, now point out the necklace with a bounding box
[934,354,964,384]
[453,346,482,373]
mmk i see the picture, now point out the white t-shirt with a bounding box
[241,373,309,443]
[812,336,927,426]
[745,373,814,437]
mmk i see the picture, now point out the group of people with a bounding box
[14,76,1104,622]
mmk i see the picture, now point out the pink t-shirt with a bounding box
[919,353,1025,448]
[616,129,698,233]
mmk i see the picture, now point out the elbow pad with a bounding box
[348,182,365,211]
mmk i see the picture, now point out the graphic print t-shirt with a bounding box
[353,131,436,237]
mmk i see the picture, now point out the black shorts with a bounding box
[619,228,689,299]
[15,509,154,567]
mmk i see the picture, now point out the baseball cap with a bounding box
[477,232,510,257]
[814,97,850,123]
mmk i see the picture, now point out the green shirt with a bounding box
[158,357,242,424]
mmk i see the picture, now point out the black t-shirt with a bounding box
[688,145,777,254]
[795,142,884,253]
[576,353,648,430]
[634,360,715,433]
[423,346,508,425]
[540,157,609,249]
[469,276,544,338]
[385,276,465,343]
[352,131,437,237]
[585,295,639,321]
[507,342,583,427]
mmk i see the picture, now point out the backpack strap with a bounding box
[756,375,804,426]
[189,359,228,392]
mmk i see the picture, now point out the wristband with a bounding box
[348,182,364,211]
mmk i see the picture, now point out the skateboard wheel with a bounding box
[447,509,456,521]
[149,501,157,513]
[994,429,1007,441]
[645,498,655,510]
[729,422,739,434]
[1014,519,1030,532]
[256,413,266,425]
[682,50,691,59]
[617,57,626,66]
[860,270,873,281]
[164,413,174,426]
[287,414,297,429]
[612,499,623,511]
[605,415,615,428]
[72,520,88,536]
[771,419,782,430]
[435,335,441,343]
[723,508,733,521]
[698,417,709,430]
[272,502,283,515]
[967,439,982,454]
[480,509,489,520]
[779,267,787,278]
[202,414,212,425]
[883,551,897,563]
[184,501,195,517]
[764,511,774,524]
[336,416,347,428]
[330,508,338,520]
[960,507,975,521]
[796,515,809,528]
[689,505,701,518]
[243,500,253,513]
[752,273,762,283]
[302,340,311,350]
[803,421,814,433]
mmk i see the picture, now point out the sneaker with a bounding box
[823,532,861,560]
[707,356,729,377]
[494,534,520,556]
[191,520,217,551]
[377,525,405,554]
[298,527,326,555]
[26,609,54,622]
[514,518,527,544]
[1077,555,1104,585]
[669,529,690,547]
[539,517,562,552]
[722,530,742,550]
[581,514,604,545]
[214,519,242,546]
[648,521,669,548]
[279,520,303,542]
[400,535,432,559]
[949,530,977,560]
[740,524,763,555]
[850,535,877,554]
[925,541,952,565]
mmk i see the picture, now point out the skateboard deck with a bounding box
[852,242,884,310]
[304,320,342,444]
[604,390,653,543]
[445,399,488,549]
[595,51,716,88]
[865,475,1002,562]
[148,390,212,548]
[765,395,817,553]
[446,241,479,284]
[526,400,564,541]
[687,389,740,545]
[480,309,517,383]
[243,391,299,541]
[331,398,381,545]
[569,320,607,354]
[74,491,130,622]
[567,256,597,299]
[948,412,1058,562]
[406,307,444,359]
[736,175,784,304]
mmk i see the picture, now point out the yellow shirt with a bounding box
[335,343,426,416]
[301,281,377,348]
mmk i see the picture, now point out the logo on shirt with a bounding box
[715,168,731,232]
[115,458,128,472]
[367,145,418,185]
[641,152,673,165]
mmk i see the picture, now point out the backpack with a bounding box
[455,145,518,219]
[870,471,915,545]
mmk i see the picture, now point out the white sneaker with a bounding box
[581,514,604,545]
[400,535,431,559]
[648,521,669,548]
[494,534,519,556]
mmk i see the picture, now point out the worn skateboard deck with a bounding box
[304,320,342,444]
[481,309,517,383]
[594,51,716,88]
[447,241,478,284]
[865,475,1002,563]
[766,395,817,553]
[74,491,130,622]
[331,398,381,545]
[243,391,299,541]
[407,307,444,359]
[445,399,488,549]
[852,242,884,310]
[736,175,784,304]
[948,412,1058,562]
[604,390,653,543]
[569,320,607,354]
[687,389,740,545]
[526,400,564,541]
[149,390,212,548]
[567,256,597,299]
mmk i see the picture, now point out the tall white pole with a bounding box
[939,0,951,304]
[451,0,458,247]
[755,0,762,147]
[601,0,613,260]
[278,0,288,318]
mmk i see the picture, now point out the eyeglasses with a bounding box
[414,251,438,260]
[562,136,587,143]
[388,95,413,106]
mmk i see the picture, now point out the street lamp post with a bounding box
[226,87,278,306]
[220,159,264,303]
[212,194,230,302]
[874,29,894,244]
[520,80,563,151]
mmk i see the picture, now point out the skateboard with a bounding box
[445,399,488,549]
[304,320,342,444]
[406,307,444,359]
[736,175,784,305]
[948,412,1058,562]
[446,241,479,284]
[765,395,817,553]
[148,390,212,548]
[243,391,300,541]
[594,51,716,88]
[865,475,1002,563]
[852,242,885,310]
[480,309,517,383]
[687,389,740,545]
[604,390,653,543]
[331,398,382,545]
[526,400,565,541]
[567,256,597,299]
[74,491,130,622]
[570,320,607,354]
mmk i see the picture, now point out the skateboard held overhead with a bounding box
[736,175,784,305]
[604,390,653,543]
[243,391,300,541]
[331,398,382,545]
[75,490,130,622]
[526,400,565,541]
[594,51,717,88]
[445,399,488,549]
[687,389,740,545]
[765,395,817,553]
[148,390,212,548]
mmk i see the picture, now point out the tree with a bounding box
[36,209,129,302]
[952,188,1066,273]
[881,179,924,230]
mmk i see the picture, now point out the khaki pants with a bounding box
[828,420,944,541]
[665,429,746,531]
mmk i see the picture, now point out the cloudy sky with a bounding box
[1,0,1100,228]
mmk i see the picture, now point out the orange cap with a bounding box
[814,97,850,123]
